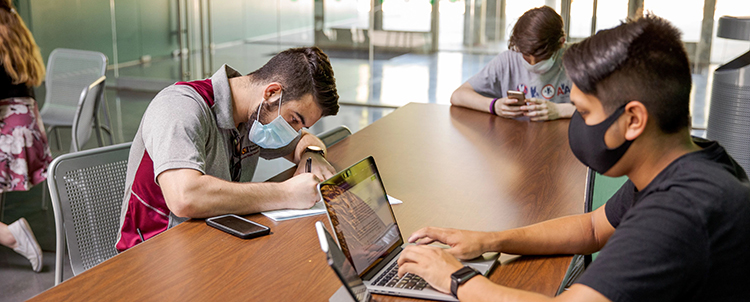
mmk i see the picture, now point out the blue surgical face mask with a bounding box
[248,91,299,149]
[522,52,556,74]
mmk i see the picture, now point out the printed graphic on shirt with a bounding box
[515,83,571,99]
[542,84,555,99]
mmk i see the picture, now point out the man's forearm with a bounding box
[160,169,294,218]
[486,213,601,256]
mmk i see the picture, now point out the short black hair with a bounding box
[563,14,691,134]
[249,46,339,116]
[508,6,565,59]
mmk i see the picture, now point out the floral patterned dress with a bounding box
[0,97,52,192]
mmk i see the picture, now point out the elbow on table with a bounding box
[163,182,204,218]
[450,89,464,106]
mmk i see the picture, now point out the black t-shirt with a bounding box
[0,64,34,100]
[577,138,750,302]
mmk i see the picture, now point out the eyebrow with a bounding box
[295,111,307,127]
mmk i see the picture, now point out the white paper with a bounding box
[387,194,403,205]
[261,201,327,222]
[261,194,404,222]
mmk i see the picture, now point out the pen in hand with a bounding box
[305,157,312,173]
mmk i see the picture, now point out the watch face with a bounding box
[454,266,480,281]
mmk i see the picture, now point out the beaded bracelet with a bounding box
[489,98,499,115]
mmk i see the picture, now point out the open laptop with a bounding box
[317,221,372,302]
[316,156,498,302]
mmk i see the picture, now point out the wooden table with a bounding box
[30,103,587,301]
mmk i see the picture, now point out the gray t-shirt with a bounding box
[116,64,299,251]
[467,48,571,103]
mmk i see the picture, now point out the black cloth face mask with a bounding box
[568,104,634,174]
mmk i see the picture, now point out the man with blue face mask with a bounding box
[393,15,750,302]
[116,47,339,251]
[451,6,575,121]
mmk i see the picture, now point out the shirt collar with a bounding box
[210,64,243,130]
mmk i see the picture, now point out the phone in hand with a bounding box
[206,214,271,239]
[506,90,526,106]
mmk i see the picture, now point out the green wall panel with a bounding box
[138,0,179,59]
[20,0,317,68]
[245,0,280,40]
[30,0,115,65]
[114,0,142,63]
[211,0,245,45]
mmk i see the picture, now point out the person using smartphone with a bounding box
[450,6,575,121]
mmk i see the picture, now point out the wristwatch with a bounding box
[450,266,481,299]
[304,145,326,157]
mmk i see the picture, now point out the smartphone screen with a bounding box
[211,216,266,234]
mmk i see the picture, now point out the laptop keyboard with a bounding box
[372,261,428,290]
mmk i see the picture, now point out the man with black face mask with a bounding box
[394,15,750,302]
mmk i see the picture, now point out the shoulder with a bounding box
[632,149,750,232]
[141,84,216,133]
[653,149,749,206]
[147,85,212,115]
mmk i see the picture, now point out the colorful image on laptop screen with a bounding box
[320,157,403,276]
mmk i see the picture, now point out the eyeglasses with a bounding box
[230,134,242,182]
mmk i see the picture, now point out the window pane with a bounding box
[644,0,703,42]
[595,0,628,32]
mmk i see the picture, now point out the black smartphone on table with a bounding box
[206,214,270,239]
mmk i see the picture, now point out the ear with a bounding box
[262,82,282,101]
[623,101,647,141]
[559,36,566,45]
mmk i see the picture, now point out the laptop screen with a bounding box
[320,157,403,277]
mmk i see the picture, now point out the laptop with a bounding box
[317,221,372,302]
[316,156,498,302]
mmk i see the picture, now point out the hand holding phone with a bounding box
[506,90,526,106]
[206,214,270,239]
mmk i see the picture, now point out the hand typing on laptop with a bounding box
[407,227,494,260]
[397,244,466,294]
[396,227,494,294]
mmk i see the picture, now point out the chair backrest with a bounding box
[585,169,628,213]
[70,76,106,152]
[318,125,353,147]
[583,168,628,266]
[44,48,107,109]
[48,142,131,284]
[558,168,629,294]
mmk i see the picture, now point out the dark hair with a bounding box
[249,46,339,116]
[563,14,691,134]
[508,6,565,59]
